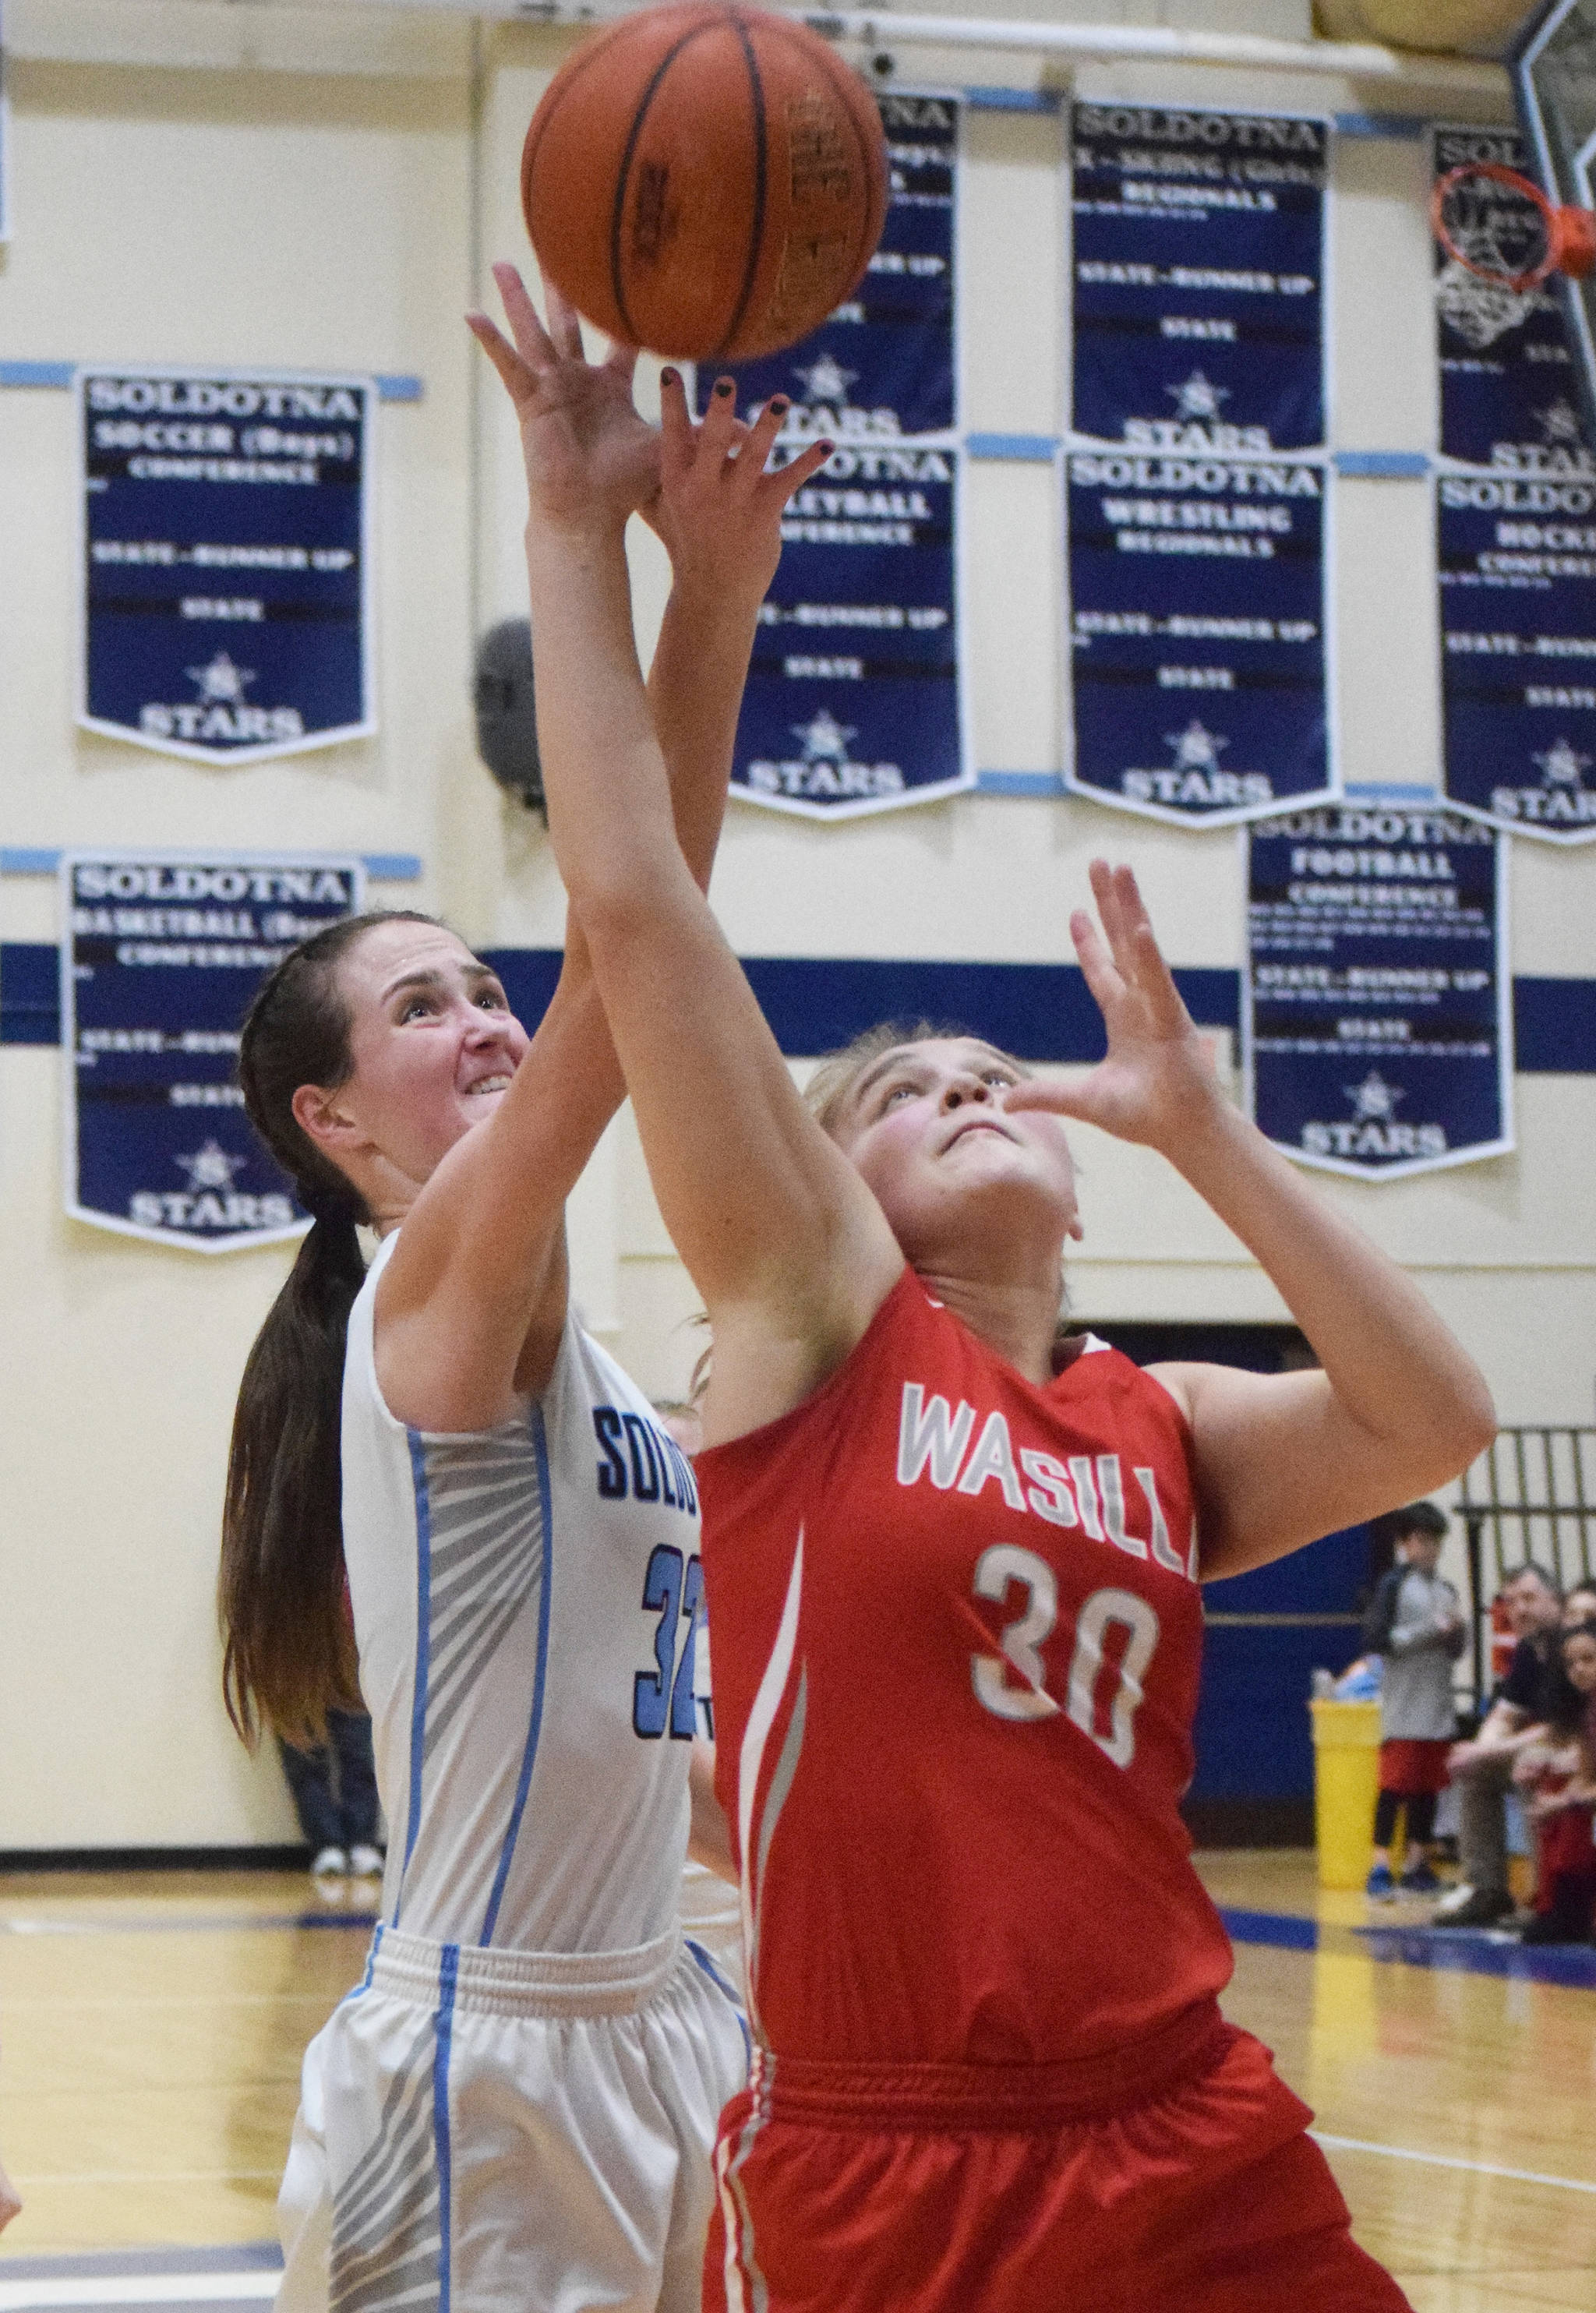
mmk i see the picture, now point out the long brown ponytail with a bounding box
[219,910,433,1746]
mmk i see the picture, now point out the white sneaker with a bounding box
[311,1845,348,1880]
[348,1844,384,1878]
[1432,1880,1476,1919]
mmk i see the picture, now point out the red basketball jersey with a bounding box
[696,1269,1236,2067]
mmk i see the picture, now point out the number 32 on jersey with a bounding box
[972,1543,1159,1768]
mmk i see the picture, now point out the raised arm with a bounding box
[1007,862,1496,1579]
[470,264,905,1444]
[376,309,803,1430]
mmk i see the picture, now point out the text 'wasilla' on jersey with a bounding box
[695,1269,1235,2069]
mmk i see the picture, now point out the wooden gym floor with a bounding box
[0,1852,1591,2311]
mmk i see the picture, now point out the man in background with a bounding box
[1436,1562,1564,1926]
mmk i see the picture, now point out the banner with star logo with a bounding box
[1244,806,1512,1180]
[1068,102,1326,457]
[1061,104,1333,825]
[62,850,364,1249]
[76,367,374,763]
[1432,129,1596,844]
[721,91,968,817]
[1062,447,1332,825]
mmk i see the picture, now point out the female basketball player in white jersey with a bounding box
[218,334,834,2313]
[471,266,1496,2312]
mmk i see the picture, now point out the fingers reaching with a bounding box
[489,260,559,372]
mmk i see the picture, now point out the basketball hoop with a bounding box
[1432,160,1596,293]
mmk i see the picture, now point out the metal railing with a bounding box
[1454,1426,1596,1700]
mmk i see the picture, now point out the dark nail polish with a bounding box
[713,378,734,398]
[769,396,790,415]
[660,365,679,386]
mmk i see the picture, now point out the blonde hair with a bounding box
[803,1019,1032,1139]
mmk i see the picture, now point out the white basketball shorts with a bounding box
[277,1921,749,2313]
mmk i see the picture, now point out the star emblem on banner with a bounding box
[792,352,859,405]
[1167,371,1230,421]
[185,652,256,706]
[1345,1072,1402,1124]
[1534,736,1591,786]
[175,1139,246,1191]
[1164,719,1228,772]
[1536,396,1586,447]
[793,708,856,763]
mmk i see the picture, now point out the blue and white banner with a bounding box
[77,368,375,763]
[1438,467,1596,841]
[1433,123,1594,469]
[1064,448,1333,824]
[725,90,966,819]
[1070,102,1327,454]
[1432,128,1596,845]
[733,440,966,817]
[1245,805,1511,1179]
[728,90,956,445]
[63,852,364,1249]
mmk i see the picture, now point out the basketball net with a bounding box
[1432,160,1596,295]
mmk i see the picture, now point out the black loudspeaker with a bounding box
[474,618,542,813]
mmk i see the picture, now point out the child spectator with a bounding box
[1363,1502,1466,1898]
[1513,1619,1596,1944]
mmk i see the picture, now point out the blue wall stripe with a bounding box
[0,848,420,880]
[965,86,1062,114]
[478,1404,555,1946]
[0,363,423,401]
[966,431,1059,461]
[432,1944,458,2313]
[6,941,1596,1072]
[1332,111,1433,141]
[1334,449,1432,478]
[397,1430,436,1922]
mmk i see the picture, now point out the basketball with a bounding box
[520,2,889,363]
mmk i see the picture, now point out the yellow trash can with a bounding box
[1309,1699,1382,1890]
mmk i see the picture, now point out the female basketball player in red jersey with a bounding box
[472,265,1496,2313]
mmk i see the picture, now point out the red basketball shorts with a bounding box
[1379,1738,1452,1797]
[705,2005,1410,2313]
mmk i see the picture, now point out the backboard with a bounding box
[1514,0,1596,439]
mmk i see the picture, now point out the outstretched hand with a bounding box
[1004,860,1222,1154]
[653,367,834,606]
[468,263,836,584]
[468,261,662,536]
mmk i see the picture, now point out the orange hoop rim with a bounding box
[1431,160,1561,294]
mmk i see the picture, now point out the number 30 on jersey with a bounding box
[971,1543,1159,1768]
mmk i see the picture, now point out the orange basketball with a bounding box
[521,2,889,364]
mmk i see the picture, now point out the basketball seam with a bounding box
[757,19,888,302]
[609,14,725,348]
[711,12,769,362]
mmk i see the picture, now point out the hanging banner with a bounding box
[1431,127,1596,844]
[1064,448,1333,825]
[1437,468,1596,841]
[728,90,957,444]
[63,851,364,1249]
[77,366,374,764]
[1069,102,1327,454]
[1432,123,1594,468]
[731,442,967,817]
[1245,805,1511,1180]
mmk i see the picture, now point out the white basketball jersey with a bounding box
[341,1232,702,1953]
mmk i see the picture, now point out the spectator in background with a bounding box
[1436,1562,1564,1926]
[277,1708,383,1885]
[1511,1619,1596,1944]
[1562,1582,1596,1631]
[1362,1503,1465,1898]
